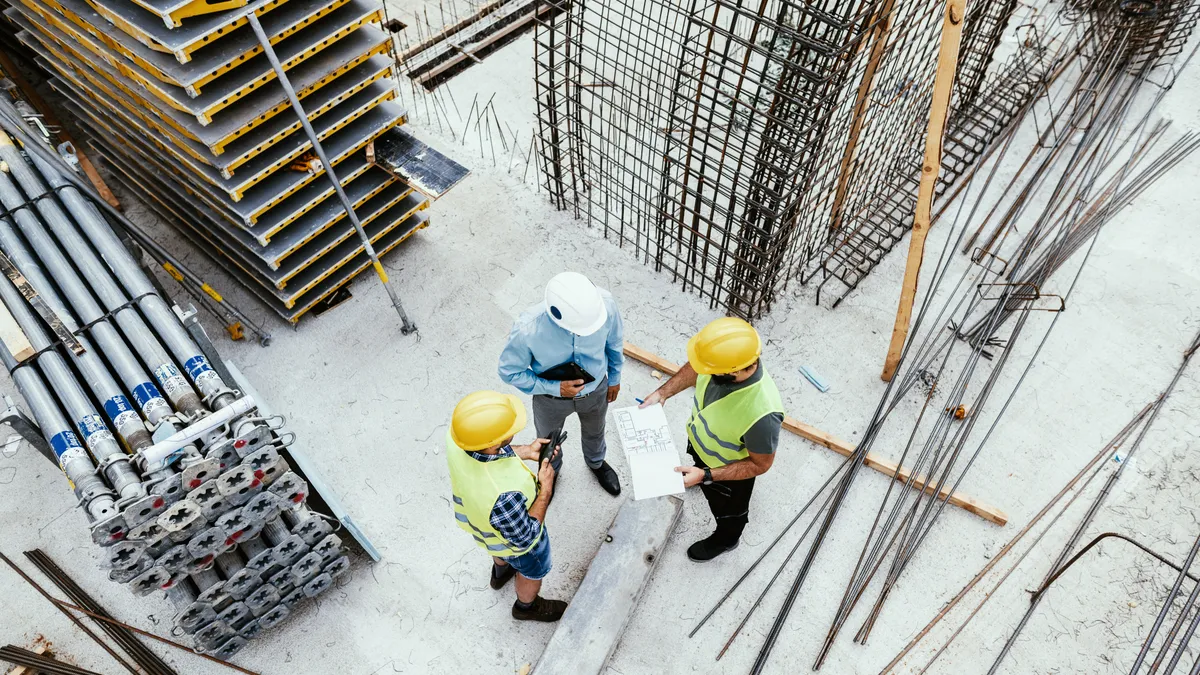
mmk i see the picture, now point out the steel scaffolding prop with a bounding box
[0,111,352,660]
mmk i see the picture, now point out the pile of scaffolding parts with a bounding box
[0,125,347,660]
[4,0,433,323]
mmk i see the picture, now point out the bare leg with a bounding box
[515,574,541,603]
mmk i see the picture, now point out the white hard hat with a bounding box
[545,272,608,336]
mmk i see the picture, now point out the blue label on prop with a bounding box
[132,383,164,410]
[103,395,135,419]
[185,356,213,380]
[49,430,82,458]
[77,413,109,440]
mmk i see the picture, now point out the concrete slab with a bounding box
[536,495,682,674]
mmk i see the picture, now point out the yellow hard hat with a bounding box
[449,390,527,451]
[687,317,762,375]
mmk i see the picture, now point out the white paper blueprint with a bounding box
[612,405,685,500]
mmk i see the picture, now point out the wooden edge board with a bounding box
[621,342,1008,526]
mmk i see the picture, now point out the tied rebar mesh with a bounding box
[535,0,1034,317]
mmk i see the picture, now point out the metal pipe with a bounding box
[0,225,146,505]
[247,12,417,335]
[0,137,197,424]
[17,150,238,412]
[0,338,118,532]
[0,96,270,348]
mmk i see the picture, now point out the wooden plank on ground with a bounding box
[536,496,683,674]
[622,342,1008,526]
[0,299,34,362]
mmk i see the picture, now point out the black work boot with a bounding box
[687,534,739,562]
[490,561,515,590]
[512,596,568,622]
[590,461,621,496]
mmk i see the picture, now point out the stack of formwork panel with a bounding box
[0,109,350,660]
[5,0,431,323]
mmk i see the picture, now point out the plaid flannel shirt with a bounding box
[466,446,544,551]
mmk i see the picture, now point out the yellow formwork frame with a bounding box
[31,1,381,125]
[82,0,288,63]
[129,0,248,30]
[32,0,351,95]
[20,18,390,154]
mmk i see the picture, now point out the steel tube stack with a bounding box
[3,0,433,323]
[0,121,350,659]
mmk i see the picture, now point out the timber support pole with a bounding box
[881,0,967,381]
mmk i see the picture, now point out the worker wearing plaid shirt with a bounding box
[446,390,568,622]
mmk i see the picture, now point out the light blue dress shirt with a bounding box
[498,290,623,397]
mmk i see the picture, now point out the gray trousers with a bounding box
[532,376,609,471]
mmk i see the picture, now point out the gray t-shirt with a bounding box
[701,365,783,455]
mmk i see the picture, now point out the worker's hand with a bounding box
[515,438,550,461]
[560,379,586,398]
[675,465,705,488]
[638,390,664,408]
[538,457,557,491]
[607,384,620,403]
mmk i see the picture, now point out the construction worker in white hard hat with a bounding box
[639,317,785,562]
[445,390,568,621]
[498,272,624,496]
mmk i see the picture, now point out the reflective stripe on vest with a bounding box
[686,367,785,468]
[445,433,543,557]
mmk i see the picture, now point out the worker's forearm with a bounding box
[711,459,766,481]
[528,490,551,523]
[654,362,697,401]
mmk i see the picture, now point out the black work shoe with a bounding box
[490,562,515,590]
[687,535,739,562]
[590,461,621,496]
[512,596,568,622]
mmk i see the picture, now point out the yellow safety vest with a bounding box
[445,433,543,557]
[686,368,785,468]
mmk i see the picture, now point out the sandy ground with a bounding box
[1,15,1199,675]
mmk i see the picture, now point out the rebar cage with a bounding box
[532,0,1051,317]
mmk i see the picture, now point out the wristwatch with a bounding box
[702,468,713,485]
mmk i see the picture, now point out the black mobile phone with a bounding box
[540,429,567,465]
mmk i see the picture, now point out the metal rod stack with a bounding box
[3,0,435,323]
[0,118,350,659]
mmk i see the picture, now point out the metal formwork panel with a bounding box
[91,127,407,273]
[127,0,247,30]
[84,0,282,63]
[104,164,428,323]
[16,14,389,153]
[31,0,351,94]
[15,0,381,124]
[370,127,469,199]
[48,59,394,196]
[100,139,420,287]
[45,46,394,179]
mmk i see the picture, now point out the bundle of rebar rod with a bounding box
[681,2,1200,671]
[0,116,350,660]
[1,0,437,323]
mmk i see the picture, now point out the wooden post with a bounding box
[623,342,1008,526]
[880,0,967,382]
[828,0,897,235]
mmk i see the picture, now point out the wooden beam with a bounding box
[0,46,122,210]
[827,0,897,235]
[880,0,967,382]
[623,342,1008,526]
[0,299,33,362]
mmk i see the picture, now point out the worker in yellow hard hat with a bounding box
[639,318,785,562]
[445,390,567,621]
